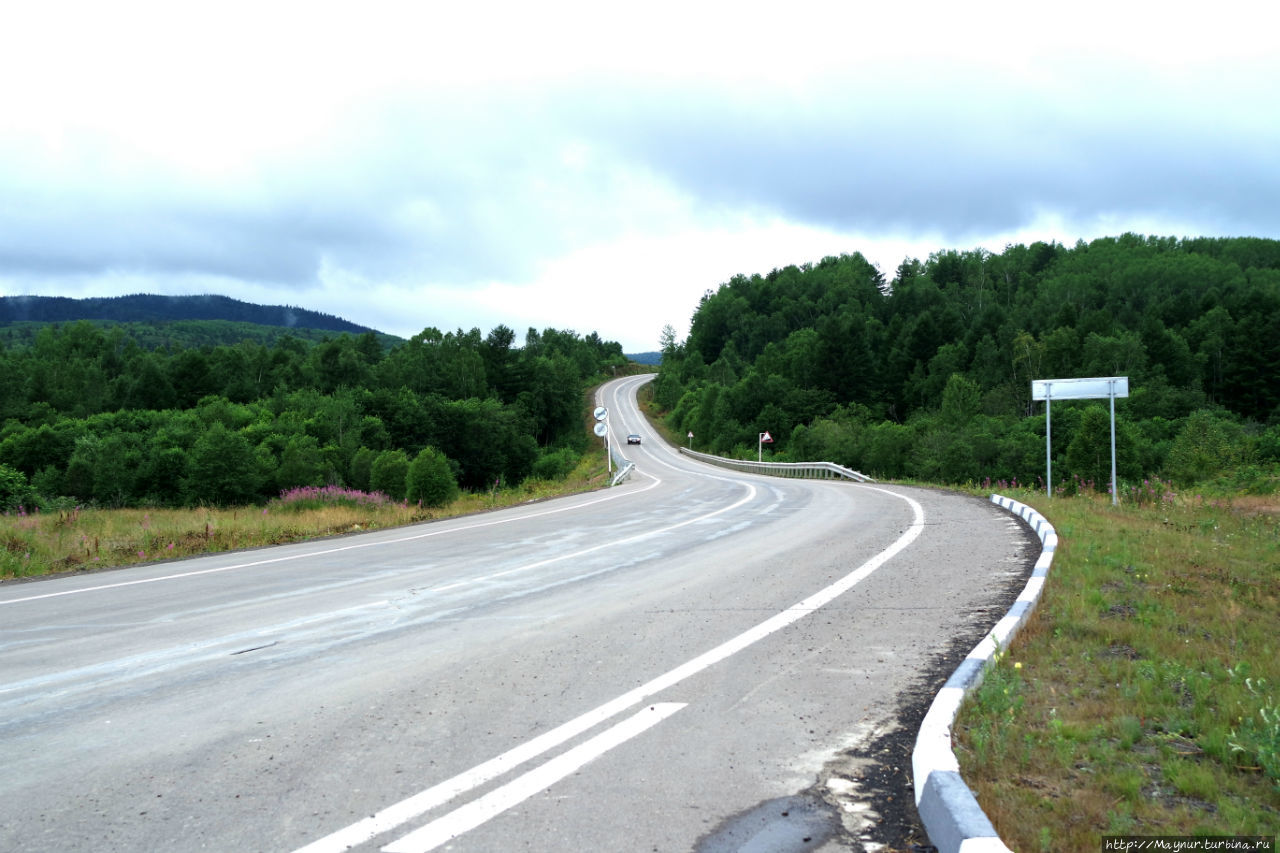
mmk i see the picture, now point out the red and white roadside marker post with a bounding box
[758,430,773,462]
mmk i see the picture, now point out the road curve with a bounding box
[0,375,1034,852]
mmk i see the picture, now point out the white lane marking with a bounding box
[290,691,651,853]
[0,599,393,700]
[1,479,758,700]
[293,488,925,853]
[421,482,757,594]
[0,476,664,607]
[382,704,686,853]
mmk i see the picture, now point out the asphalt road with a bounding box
[0,375,1035,852]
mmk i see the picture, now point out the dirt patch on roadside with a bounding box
[808,502,1041,852]
[1226,494,1280,517]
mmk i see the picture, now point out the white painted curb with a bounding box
[910,494,1057,853]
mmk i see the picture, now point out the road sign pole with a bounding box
[1032,377,1129,504]
[593,408,610,475]
[1110,379,1118,506]
[757,431,773,462]
[1045,386,1052,497]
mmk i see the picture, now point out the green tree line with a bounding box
[0,318,401,352]
[653,234,1280,491]
[0,322,628,510]
[0,294,371,333]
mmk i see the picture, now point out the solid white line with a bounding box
[291,487,925,853]
[381,704,687,853]
[0,476,663,607]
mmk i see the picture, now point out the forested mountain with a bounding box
[0,294,401,351]
[1,294,372,332]
[0,319,628,510]
[653,234,1280,490]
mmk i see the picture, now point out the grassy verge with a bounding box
[955,487,1280,849]
[0,454,612,581]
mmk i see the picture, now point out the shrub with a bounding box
[406,447,459,507]
[531,447,579,481]
[348,447,377,492]
[1166,410,1241,485]
[0,463,29,512]
[275,434,326,491]
[182,423,264,506]
[369,449,410,501]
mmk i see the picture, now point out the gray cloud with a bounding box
[7,69,1276,292]
[557,69,1280,241]
[0,90,587,287]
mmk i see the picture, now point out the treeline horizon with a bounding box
[0,293,375,335]
[652,234,1280,491]
[0,322,628,510]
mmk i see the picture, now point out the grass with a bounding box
[0,453,612,580]
[954,485,1280,848]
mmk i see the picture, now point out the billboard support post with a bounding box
[1032,377,1129,505]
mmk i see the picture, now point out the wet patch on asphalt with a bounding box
[694,793,840,852]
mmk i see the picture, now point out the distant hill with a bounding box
[0,293,406,350]
[626,351,662,366]
[0,294,373,333]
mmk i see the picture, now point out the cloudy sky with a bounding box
[2,1,1277,352]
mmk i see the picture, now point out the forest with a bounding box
[0,294,374,333]
[651,234,1280,492]
[0,321,628,511]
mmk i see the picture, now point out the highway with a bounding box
[0,374,1035,852]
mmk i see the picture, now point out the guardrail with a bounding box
[677,447,875,482]
[608,439,635,486]
[610,461,634,486]
[910,494,1058,853]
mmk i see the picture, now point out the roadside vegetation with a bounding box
[955,482,1280,848]
[0,312,638,580]
[0,321,632,512]
[0,453,611,580]
[653,235,1280,487]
